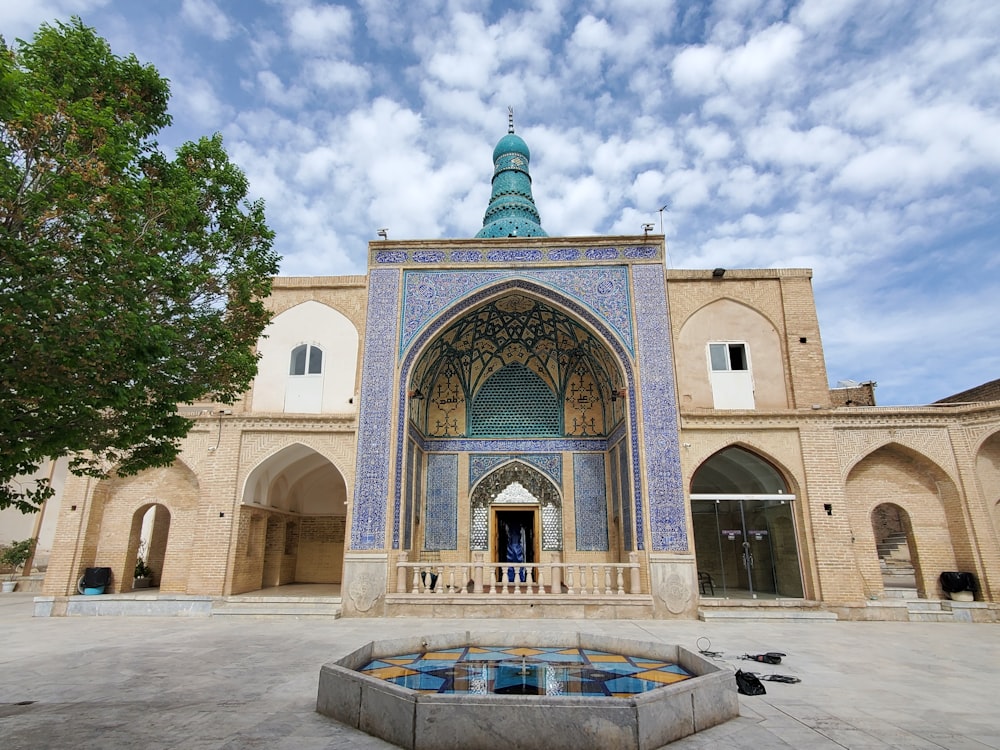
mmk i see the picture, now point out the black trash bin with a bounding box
[79,567,112,595]
[939,571,975,600]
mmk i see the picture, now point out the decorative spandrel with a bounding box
[410,292,625,439]
[469,461,562,551]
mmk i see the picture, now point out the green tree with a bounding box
[0,19,279,512]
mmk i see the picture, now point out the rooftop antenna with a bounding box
[508,106,515,133]
[658,201,671,234]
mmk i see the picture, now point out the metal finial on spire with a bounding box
[507,106,515,134]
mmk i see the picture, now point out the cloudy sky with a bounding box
[5,0,999,406]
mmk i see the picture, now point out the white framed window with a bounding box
[289,344,323,375]
[709,342,748,371]
[708,342,754,409]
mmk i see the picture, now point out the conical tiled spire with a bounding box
[475,110,547,238]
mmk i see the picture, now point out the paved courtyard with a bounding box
[0,592,997,749]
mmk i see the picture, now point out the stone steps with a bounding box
[906,599,954,622]
[212,596,342,618]
[698,600,838,622]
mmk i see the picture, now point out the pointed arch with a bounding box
[390,278,642,551]
[241,443,347,515]
[689,444,803,599]
[469,460,563,552]
[252,300,359,413]
[676,297,786,409]
[845,442,967,599]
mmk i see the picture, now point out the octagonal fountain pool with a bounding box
[317,631,738,750]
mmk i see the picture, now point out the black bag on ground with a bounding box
[735,669,766,696]
[744,652,784,664]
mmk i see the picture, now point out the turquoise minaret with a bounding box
[475,110,547,238]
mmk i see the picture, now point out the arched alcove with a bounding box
[689,446,803,599]
[675,298,786,409]
[236,444,348,594]
[252,300,359,413]
[846,443,962,599]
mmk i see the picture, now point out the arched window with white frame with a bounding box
[285,343,324,412]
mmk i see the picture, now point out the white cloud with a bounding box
[180,0,233,41]
[27,1,1000,405]
[0,0,111,39]
[287,3,353,53]
[304,59,372,93]
[256,70,310,109]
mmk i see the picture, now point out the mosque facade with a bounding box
[33,127,1000,621]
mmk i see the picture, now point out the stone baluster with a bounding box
[436,566,445,593]
[412,567,421,594]
[616,566,625,595]
[578,565,588,595]
[549,554,561,594]
[473,553,484,594]
[396,552,408,593]
[604,566,613,595]
[488,566,497,594]
[566,565,575,595]
[629,552,641,594]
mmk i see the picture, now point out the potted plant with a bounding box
[133,557,153,589]
[1,538,35,593]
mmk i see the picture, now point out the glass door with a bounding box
[692,497,803,599]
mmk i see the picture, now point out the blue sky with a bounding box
[5,0,999,405]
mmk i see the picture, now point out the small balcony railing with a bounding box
[393,552,642,596]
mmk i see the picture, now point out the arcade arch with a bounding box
[236,445,348,594]
[690,446,804,599]
[400,288,632,570]
[845,443,964,599]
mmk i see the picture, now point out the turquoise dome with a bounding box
[476,128,547,239]
[492,133,530,163]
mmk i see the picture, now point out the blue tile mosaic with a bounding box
[374,250,408,264]
[608,419,627,446]
[548,248,581,261]
[617,440,633,551]
[469,453,562,487]
[623,245,658,259]
[400,267,634,356]
[486,248,543,263]
[403,440,415,550]
[633,264,686,552]
[586,247,620,260]
[425,438,604,452]
[424,454,458,550]
[393,278,642,552]
[370,244,665,267]
[351,268,399,550]
[573,454,609,551]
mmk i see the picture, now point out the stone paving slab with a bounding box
[0,592,998,749]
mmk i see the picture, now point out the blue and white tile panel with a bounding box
[632,264,686,552]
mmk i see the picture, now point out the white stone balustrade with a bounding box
[393,556,642,596]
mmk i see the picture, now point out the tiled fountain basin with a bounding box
[316,631,738,750]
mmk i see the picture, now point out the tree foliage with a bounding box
[0,19,279,512]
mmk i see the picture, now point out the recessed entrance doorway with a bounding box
[494,508,537,584]
[691,446,804,599]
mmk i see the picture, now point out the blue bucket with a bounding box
[83,586,105,595]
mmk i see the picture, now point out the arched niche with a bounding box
[252,300,359,413]
[242,444,347,515]
[689,446,803,599]
[845,443,964,599]
[408,291,627,439]
[676,298,786,409]
[469,461,563,553]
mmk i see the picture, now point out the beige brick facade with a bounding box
[38,250,1000,620]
